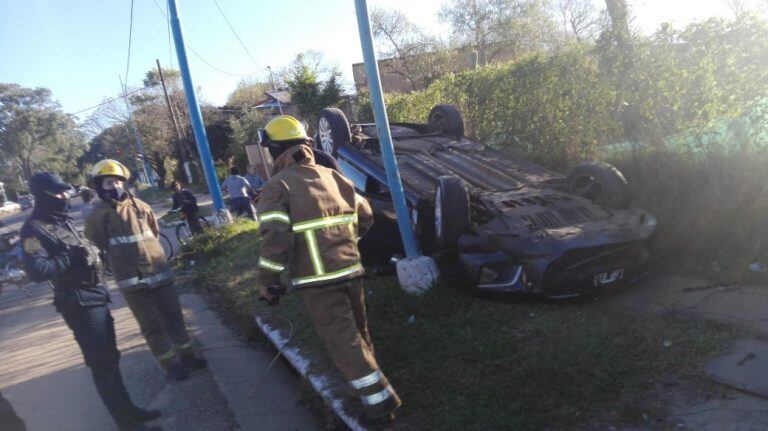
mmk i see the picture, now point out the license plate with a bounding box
[593,269,624,286]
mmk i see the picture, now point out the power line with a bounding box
[151,0,263,78]
[212,0,260,67]
[125,0,135,86]
[69,88,148,117]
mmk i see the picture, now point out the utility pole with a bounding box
[119,76,155,186]
[266,65,283,115]
[156,59,193,184]
[354,0,438,292]
[167,0,228,221]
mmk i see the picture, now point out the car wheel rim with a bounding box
[318,117,333,153]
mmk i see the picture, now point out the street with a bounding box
[0,198,318,431]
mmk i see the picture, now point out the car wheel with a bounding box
[567,161,631,210]
[317,108,351,156]
[427,104,464,141]
[435,176,470,248]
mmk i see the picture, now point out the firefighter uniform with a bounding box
[256,135,402,421]
[20,172,160,431]
[84,160,205,380]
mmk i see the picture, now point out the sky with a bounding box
[0,0,757,122]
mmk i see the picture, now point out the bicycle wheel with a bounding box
[159,232,174,261]
[176,222,193,245]
[199,216,211,229]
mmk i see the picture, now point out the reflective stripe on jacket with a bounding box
[84,195,173,292]
[255,144,373,288]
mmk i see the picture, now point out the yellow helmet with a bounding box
[90,159,131,182]
[264,115,309,142]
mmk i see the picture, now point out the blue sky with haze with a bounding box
[0,0,748,120]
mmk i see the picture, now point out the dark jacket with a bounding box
[21,213,108,310]
[172,189,198,214]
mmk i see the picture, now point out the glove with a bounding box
[66,245,90,267]
[259,284,286,306]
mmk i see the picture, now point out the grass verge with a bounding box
[188,222,740,430]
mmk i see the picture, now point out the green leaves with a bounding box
[0,83,85,186]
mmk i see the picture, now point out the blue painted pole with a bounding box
[354,0,420,258]
[167,0,225,212]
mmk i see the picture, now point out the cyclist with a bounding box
[170,181,202,234]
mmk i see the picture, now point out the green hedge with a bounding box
[354,15,768,274]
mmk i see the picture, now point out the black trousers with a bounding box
[184,210,204,234]
[60,304,136,423]
[230,196,256,220]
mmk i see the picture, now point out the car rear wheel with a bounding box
[317,108,351,156]
[428,104,464,141]
[567,161,631,210]
[435,176,470,248]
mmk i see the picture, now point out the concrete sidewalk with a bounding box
[0,280,317,431]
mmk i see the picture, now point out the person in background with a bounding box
[20,172,161,431]
[244,165,266,191]
[80,188,96,220]
[170,181,202,234]
[220,167,255,220]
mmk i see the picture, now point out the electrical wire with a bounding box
[211,0,260,67]
[125,0,135,87]
[69,87,148,117]
[151,0,263,78]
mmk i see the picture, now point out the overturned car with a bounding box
[314,105,656,298]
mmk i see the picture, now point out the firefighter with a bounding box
[256,115,402,425]
[20,172,161,431]
[84,160,207,381]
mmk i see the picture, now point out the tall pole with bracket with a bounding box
[353,0,438,292]
[167,0,229,222]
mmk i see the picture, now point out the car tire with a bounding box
[434,176,470,248]
[317,108,351,156]
[567,161,631,210]
[428,104,464,140]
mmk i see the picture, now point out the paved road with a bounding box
[0,197,318,431]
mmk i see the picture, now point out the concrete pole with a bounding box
[354,0,438,293]
[167,0,228,220]
[353,0,419,258]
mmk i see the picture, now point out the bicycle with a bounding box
[161,209,211,247]
[0,231,28,294]
[158,231,174,261]
[174,211,211,245]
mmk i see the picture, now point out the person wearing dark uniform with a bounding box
[20,172,161,431]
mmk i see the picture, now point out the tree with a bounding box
[286,52,344,125]
[554,0,602,43]
[371,7,453,91]
[438,0,557,65]
[226,79,270,108]
[143,67,181,88]
[0,83,86,183]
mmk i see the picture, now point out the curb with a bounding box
[254,315,366,431]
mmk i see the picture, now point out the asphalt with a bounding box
[0,197,318,431]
